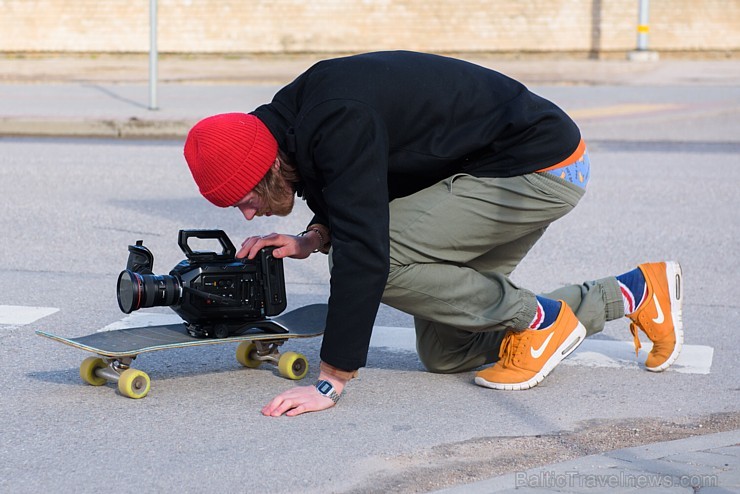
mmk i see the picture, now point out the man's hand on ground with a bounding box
[261,385,336,417]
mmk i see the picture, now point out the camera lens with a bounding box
[117,270,181,313]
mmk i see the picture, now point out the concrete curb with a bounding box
[0,116,194,139]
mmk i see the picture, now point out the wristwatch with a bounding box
[315,379,341,404]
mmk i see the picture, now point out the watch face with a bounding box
[317,380,333,394]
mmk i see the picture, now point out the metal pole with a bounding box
[148,0,158,110]
[636,0,650,51]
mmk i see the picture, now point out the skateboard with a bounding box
[36,303,327,399]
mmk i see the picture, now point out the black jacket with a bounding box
[252,51,581,371]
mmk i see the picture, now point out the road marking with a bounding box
[370,327,713,375]
[94,317,714,375]
[0,305,59,326]
[569,103,682,120]
[561,340,713,375]
[370,326,418,352]
[97,312,181,332]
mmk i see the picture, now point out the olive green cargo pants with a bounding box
[380,171,625,374]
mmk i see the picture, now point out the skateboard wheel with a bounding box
[235,342,262,368]
[79,357,108,386]
[117,368,151,399]
[278,352,309,380]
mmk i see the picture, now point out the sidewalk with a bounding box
[1,54,739,139]
[434,429,740,493]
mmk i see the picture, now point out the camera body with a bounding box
[117,230,286,338]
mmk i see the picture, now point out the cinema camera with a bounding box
[116,230,286,338]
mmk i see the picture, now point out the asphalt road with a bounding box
[1,81,739,493]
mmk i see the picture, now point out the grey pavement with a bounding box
[434,429,740,493]
[1,54,739,493]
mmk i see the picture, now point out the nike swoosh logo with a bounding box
[531,333,554,359]
[652,294,665,324]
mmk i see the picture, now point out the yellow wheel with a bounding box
[236,341,262,368]
[277,352,309,380]
[117,368,151,399]
[79,357,107,386]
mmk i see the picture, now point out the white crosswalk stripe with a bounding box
[369,326,714,375]
[10,302,712,375]
[0,305,59,327]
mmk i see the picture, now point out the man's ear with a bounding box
[272,158,281,171]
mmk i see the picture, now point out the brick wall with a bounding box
[1,0,738,54]
[650,0,740,51]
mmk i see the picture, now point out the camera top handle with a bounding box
[178,229,237,261]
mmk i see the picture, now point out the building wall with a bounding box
[1,0,738,54]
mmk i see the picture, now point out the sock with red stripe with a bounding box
[616,268,647,315]
[530,296,562,330]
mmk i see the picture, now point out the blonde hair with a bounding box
[250,150,299,212]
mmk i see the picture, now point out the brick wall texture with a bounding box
[1,0,738,54]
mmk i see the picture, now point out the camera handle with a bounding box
[178,230,237,261]
[126,240,155,274]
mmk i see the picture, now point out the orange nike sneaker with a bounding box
[628,261,683,372]
[475,302,586,390]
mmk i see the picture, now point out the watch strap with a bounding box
[315,379,341,404]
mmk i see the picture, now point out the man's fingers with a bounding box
[262,386,335,417]
[237,233,279,259]
[286,405,308,417]
[261,396,285,416]
[237,233,306,260]
[262,393,298,417]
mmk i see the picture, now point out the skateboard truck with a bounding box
[235,340,308,381]
[79,356,151,399]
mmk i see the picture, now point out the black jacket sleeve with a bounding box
[297,100,391,371]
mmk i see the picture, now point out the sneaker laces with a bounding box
[629,323,642,357]
[498,330,524,367]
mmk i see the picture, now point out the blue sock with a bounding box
[616,268,647,314]
[531,296,562,330]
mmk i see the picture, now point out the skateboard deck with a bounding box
[36,303,327,399]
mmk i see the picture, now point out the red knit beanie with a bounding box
[183,113,278,207]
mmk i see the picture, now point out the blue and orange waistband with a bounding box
[538,139,590,189]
